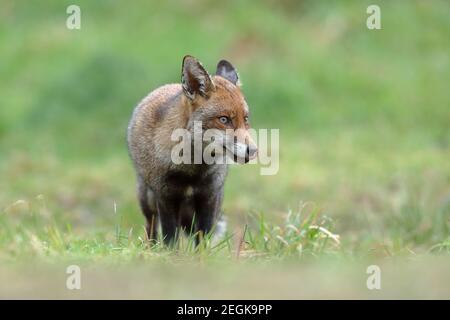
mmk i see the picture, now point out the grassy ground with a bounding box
[0,0,449,298]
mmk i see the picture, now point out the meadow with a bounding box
[0,0,449,298]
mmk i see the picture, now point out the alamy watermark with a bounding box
[366,5,381,30]
[366,265,381,290]
[66,5,81,30]
[66,265,81,290]
[170,121,279,175]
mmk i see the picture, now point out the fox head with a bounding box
[181,55,258,164]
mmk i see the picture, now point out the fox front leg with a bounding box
[137,179,158,241]
[194,190,224,245]
[157,197,180,245]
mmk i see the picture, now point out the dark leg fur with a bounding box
[137,177,158,241]
[157,197,180,245]
[194,190,223,245]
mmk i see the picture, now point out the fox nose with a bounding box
[246,144,258,161]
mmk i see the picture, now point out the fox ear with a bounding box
[216,59,239,85]
[181,55,214,100]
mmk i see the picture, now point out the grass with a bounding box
[0,0,449,298]
[1,200,339,262]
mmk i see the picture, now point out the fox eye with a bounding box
[244,116,249,123]
[218,116,230,124]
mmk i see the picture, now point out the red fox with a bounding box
[127,56,257,244]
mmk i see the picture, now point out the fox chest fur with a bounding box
[127,56,257,244]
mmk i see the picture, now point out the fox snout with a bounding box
[246,143,258,161]
[233,142,257,163]
[226,131,258,163]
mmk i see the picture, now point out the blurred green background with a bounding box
[0,0,449,298]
